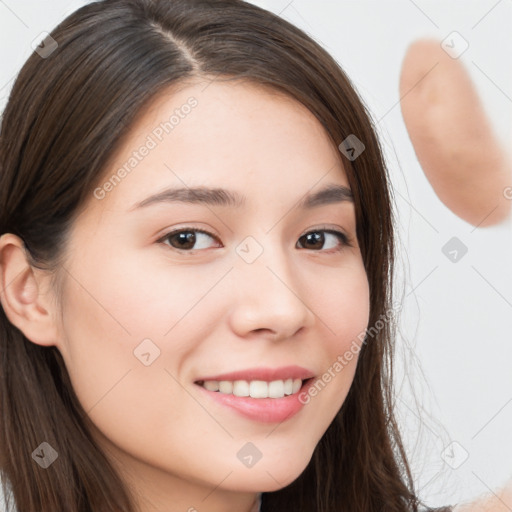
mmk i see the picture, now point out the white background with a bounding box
[1,0,511,509]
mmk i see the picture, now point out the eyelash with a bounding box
[156,226,354,254]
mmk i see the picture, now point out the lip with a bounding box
[194,365,315,383]
[196,377,316,423]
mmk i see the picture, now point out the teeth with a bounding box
[233,380,249,397]
[291,378,302,394]
[200,378,304,398]
[268,380,284,398]
[218,381,233,394]
[250,380,268,398]
[284,378,293,395]
[203,381,219,392]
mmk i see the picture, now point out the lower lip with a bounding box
[195,378,316,423]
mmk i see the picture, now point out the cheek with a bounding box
[56,251,231,414]
[297,258,370,427]
[60,246,223,347]
[81,248,233,338]
[56,260,201,464]
[311,258,370,352]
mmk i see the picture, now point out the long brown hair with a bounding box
[0,1,422,510]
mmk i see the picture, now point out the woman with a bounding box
[0,0,465,510]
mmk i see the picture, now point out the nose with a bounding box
[227,241,316,341]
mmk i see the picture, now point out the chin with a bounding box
[225,452,312,492]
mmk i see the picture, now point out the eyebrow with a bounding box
[129,183,353,211]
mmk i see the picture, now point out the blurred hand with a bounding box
[400,39,512,511]
[453,479,512,511]
[400,39,512,227]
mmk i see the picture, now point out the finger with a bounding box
[399,38,512,227]
[453,479,512,511]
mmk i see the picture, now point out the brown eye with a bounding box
[296,230,350,252]
[158,228,220,251]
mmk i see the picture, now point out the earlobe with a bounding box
[0,233,58,347]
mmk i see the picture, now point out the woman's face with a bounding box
[53,79,370,509]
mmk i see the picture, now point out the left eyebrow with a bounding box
[128,183,353,211]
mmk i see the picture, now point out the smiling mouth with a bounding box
[194,377,314,399]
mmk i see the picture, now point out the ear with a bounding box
[0,233,59,346]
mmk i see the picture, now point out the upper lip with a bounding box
[195,365,315,383]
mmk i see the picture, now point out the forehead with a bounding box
[90,78,350,215]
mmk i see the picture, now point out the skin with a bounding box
[0,79,370,512]
[400,39,512,227]
[455,483,512,512]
